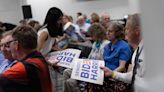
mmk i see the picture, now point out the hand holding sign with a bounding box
[48,56,58,63]
[100,66,113,77]
[47,53,59,66]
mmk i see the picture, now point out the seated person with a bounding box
[104,22,132,72]
[63,23,110,92]
[101,14,145,92]
[0,29,5,66]
[90,12,100,24]
[87,23,109,60]
[57,15,84,49]
[86,21,132,92]
[0,26,52,92]
[76,16,90,39]
[0,31,17,73]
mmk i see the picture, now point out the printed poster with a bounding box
[71,59,104,85]
[48,49,81,68]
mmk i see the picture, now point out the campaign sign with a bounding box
[48,49,81,68]
[71,59,104,85]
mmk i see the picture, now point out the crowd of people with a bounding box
[0,7,144,92]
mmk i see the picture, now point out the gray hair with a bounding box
[128,13,141,29]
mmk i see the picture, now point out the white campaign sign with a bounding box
[48,49,81,68]
[71,59,104,85]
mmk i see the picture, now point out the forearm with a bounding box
[114,61,126,72]
[37,44,43,51]
[37,40,45,51]
[114,66,125,72]
[112,71,132,84]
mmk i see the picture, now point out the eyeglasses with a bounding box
[0,40,17,48]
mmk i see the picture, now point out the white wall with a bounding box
[26,0,129,24]
[128,0,140,14]
[0,0,23,24]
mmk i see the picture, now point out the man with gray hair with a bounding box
[100,13,110,29]
[101,13,145,92]
[0,26,52,92]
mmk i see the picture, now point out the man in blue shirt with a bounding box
[0,31,16,73]
[0,51,5,65]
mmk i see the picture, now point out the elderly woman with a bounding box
[103,22,131,72]
[63,23,109,92]
[87,23,109,60]
[86,22,132,92]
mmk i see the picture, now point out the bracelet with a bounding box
[111,71,116,78]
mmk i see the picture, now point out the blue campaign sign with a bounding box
[56,56,73,63]
[48,49,81,68]
[80,60,99,81]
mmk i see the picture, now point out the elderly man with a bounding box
[101,13,145,92]
[0,26,52,92]
[100,13,110,29]
[76,15,90,38]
